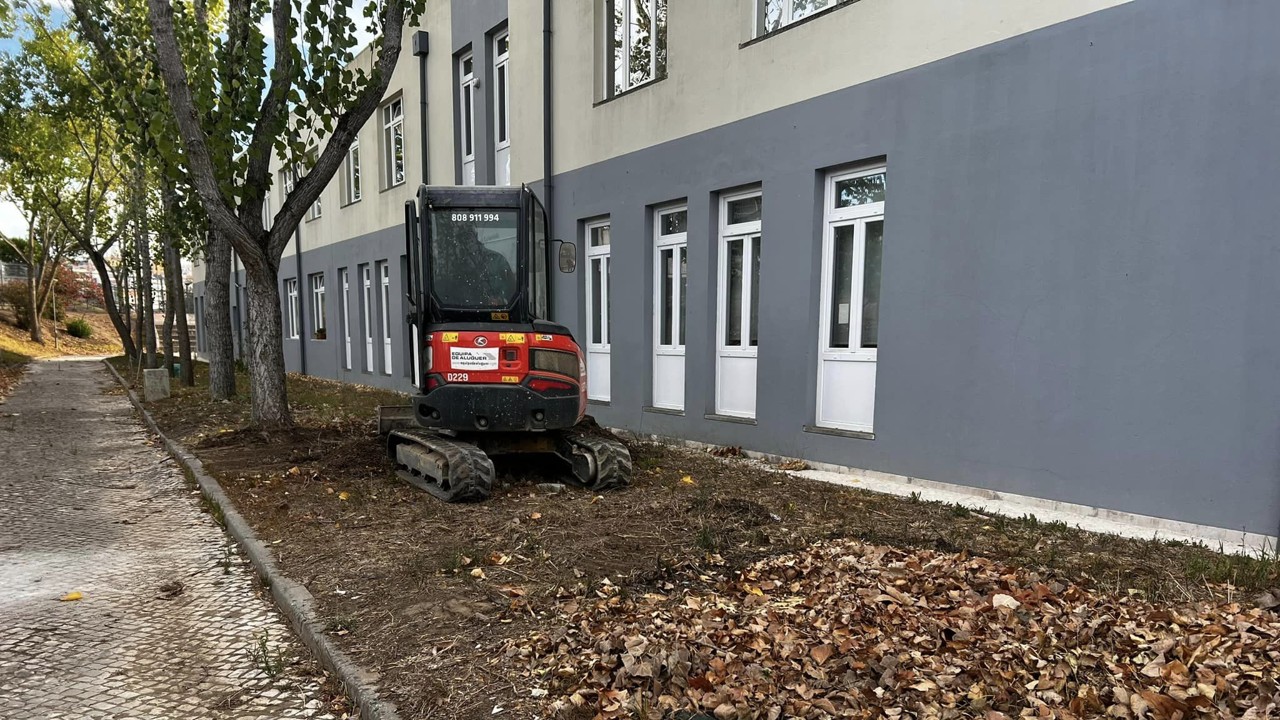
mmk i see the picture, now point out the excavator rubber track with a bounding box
[556,431,633,492]
[387,428,495,503]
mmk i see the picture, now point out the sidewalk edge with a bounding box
[103,360,399,720]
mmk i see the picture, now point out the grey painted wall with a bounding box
[545,0,1280,536]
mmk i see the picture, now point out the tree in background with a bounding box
[70,0,423,427]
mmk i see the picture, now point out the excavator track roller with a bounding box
[387,429,494,502]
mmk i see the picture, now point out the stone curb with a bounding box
[103,360,399,720]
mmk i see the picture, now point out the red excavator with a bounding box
[377,185,631,502]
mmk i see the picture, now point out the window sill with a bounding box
[740,0,861,49]
[643,405,684,417]
[593,75,667,108]
[803,424,874,441]
[705,413,756,426]
[588,398,611,407]
[341,197,363,208]
[380,180,407,195]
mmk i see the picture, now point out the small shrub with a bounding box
[0,281,27,315]
[66,318,92,339]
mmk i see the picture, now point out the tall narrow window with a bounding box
[817,166,886,433]
[361,264,374,372]
[459,53,476,185]
[493,33,511,186]
[261,190,273,231]
[653,206,687,410]
[380,262,392,375]
[758,0,834,36]
[345,141,362,204]
[716,190,762,418]
[340,268,352,369]
[309,273,326,338]
[305,151,322,220]
[585,220,612,401]
[382,98,405,188]
[603,0,667,99]
[285,278,300,339]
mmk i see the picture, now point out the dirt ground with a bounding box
[107,358,1280,719]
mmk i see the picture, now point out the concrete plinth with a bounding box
[142,368,171,402]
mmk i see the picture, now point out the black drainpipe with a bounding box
[543,0,553,227]
[414,31,431,184]
[291,166,307,376]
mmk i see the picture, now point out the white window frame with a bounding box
[493,33,511,186]
[309,273,326,336]
[459,53,476,186]
[584,219,612,401]
[603,0,666,98]
[816,165,886,432]
[340,268,352,369]
[382,98,405,188]
[345,140,362,204]
[717,189,762,357]
[362,265,374,372]
[261,191,273,231]
[756,0,835,37]
[285,278,300,340]
[653,205,687,411]
[380,262,392,375]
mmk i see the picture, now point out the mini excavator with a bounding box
[376,185,631,502]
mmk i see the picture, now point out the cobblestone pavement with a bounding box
[0,360,343,719]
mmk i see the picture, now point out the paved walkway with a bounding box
[0,360,340,719]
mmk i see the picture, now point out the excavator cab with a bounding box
[379,185,631,502]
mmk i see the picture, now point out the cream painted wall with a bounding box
[509,0,1130,179]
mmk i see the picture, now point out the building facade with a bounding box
[193,0,1280,543]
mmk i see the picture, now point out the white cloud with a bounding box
[0,200,27,240]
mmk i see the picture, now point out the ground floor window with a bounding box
[340,268,352,369]
[653,205,687,410]
[585,220,611,401]
[380,261,392,375]
[361,264,373,372]
[285,278,300,339]
[309,273,326,339]
[716,189,762,418]
[817,166,886,433]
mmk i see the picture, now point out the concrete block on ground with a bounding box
[142,368,170,402]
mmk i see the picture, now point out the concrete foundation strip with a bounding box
[103,360,400,720]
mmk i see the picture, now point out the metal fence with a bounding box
[0,263,28,285]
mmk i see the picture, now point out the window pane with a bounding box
[462,56,473,76]
[611,1,627,95]
[497,65,508,143]
[829,224,855,348]
[393,125,404,184]
[591,258,603,344]
[497,34,508,56]
[628,0,652,87]
[463,84,473,156]
[591,225,610,247]
[861,220,884,349]
[791,0,833,23]
[660,248,673,345]
[660,209,686,235]
[835,172,886,208]
[350,145,361,200]
[678,246,687,346]
[761,0,783,33]
[654,0,667,78]
[429,209,520,309]
[605,257,612,345]
[727,196,761,225]
[725,239,743,346]
[532,200,548,318]
[749,236,761,347]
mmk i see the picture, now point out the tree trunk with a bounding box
[84,246,137,359]
[243,256,293,427]
[161,240,175,373]
[26,270,42,343]
[204,231,236,399]
[168,240,194,386]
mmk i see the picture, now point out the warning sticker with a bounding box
[440,332,459,343]
[499,333,526,344]
[450,347,499,370]
[535,334,554,341]
[501,375,520,384]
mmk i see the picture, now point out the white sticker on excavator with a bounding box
[450,347,499,370]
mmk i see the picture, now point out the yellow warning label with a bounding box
[490,312,510,321]
[440,332,459,343]
[501,375,520,384]
[536,334,554,341]
[499,333,526,344]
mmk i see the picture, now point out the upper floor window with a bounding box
[493,33,511,186]
[758,0,833,35]
[345,141,362,204]
[306,153,322,221]
[602,0,667,99]
[382,98,405,188]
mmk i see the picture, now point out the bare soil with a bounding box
[106,357,1280,720]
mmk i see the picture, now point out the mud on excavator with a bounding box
[376,185,632,502]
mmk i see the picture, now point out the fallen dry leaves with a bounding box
[503,539,1280,719]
